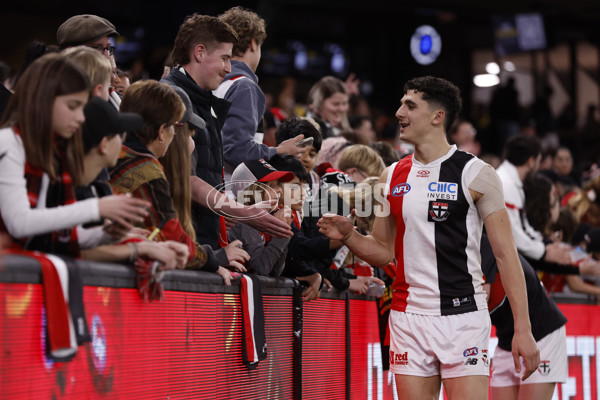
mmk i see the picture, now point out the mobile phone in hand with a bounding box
[296,137,314,148]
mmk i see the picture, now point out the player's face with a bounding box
[395,91,437,145]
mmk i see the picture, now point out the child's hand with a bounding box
[224,240,250,266]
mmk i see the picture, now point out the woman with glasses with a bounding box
[109,80,248,283]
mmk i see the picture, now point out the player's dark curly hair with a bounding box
[404,76,462,132]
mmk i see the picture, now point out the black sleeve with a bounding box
[525,256,580,275]
[287,225,331,261]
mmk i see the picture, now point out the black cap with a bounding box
[82,97,143,152]
[170,85,206,130]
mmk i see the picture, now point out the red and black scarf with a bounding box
[11,126,80,257]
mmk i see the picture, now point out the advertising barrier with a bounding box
[0,254,598,399]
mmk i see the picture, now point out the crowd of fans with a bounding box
[1,8,600,396]
[1,8,600,299]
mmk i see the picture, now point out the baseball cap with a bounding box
[170,85,206,130]
[57,15,119,46]
[230,159,294,197]
[82,97,143,153]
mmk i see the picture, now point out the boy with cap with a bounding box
[76,97,189,270]
[228,159,294,277]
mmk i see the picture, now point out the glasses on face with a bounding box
[88,44,116,56]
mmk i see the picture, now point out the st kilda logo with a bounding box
[428,201,450,222]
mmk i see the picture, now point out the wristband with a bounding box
[342,229,354,243]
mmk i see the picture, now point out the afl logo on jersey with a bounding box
[391,183,411,197]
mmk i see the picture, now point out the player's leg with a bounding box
[438,310,491,400]
[517,382,556,400]
[491,384,520,400]
[394,374,441,400]
[388,311,442,398]
[490,347,522,400]
[443,375,488,400]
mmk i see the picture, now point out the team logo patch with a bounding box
[463,347,478,357]
[390,351,408,365]
[428,201,449,222]
[482,349,489,367]
[391,183,411,197]
[538,360,551,375]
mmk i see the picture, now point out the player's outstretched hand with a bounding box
[317,212,354,240]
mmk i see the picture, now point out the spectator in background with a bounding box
[57,14,118,57]
[315,137,351,171]
[348,115,376,145]
[336,144,386,184]
[541,146,580,201]
[228,159,294,277]
[161,86,202,247]
[114,69,131,95]
[447,118,481,156]
[275,117,323,200]
[307,76,351,138]
[311,145,385,294]
[496,135,575,269]
[0,53,148,256]
[524,174,600,299]
[56,14,122,108]
[370,141,400,167]
[62,46,113,101]
[109,80,247,283]
[161,13,291,249]
[563,163,600,227]
[215,6,303,183]
[267,154,329,301]
[78,97,188,270]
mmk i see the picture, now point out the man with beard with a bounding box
[496,135,573,266]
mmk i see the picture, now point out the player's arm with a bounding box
[318,167,396,268]
[470,165,540,380]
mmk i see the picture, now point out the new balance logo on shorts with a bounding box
[390,351,408,365]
